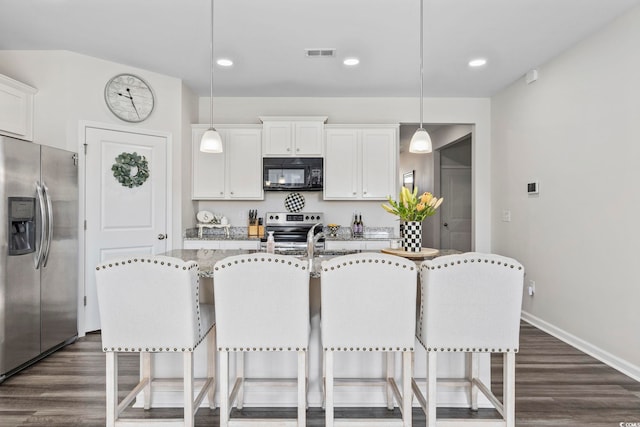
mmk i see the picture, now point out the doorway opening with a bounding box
[398,124,473,251]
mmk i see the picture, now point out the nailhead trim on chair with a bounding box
[323,346,414,351]
[415,336,518,353]
[217,346,307,352]
[423,258,523,271]
[213,256,307,271]
[97,256,210,353]
[322,258,415,272]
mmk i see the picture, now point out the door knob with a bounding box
[443,223,449,228]
[157,234,167,240]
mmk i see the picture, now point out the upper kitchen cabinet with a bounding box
[192,125,263,200]
[324,125,398,200]
[260,116,327,157]
[0,74,36,141]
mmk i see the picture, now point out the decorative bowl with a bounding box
[328,224,340,237]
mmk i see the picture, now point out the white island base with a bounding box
[137,277,493,409]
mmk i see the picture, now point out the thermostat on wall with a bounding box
[527,181,539,195]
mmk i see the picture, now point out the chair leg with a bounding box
[402,351,412,427]
[427,351,437,427]
[219,350,229,427]
[236,352,244,409]
[504,352,516,427]
[321,349,326,410]
[386,351,394,410]
[207,327,216,409]
[184,351,195,427]
[325,350,334,427]
[297,350,306,427]
[468,352,479,411]
[305,350,309,410]
[142,352,152,410]
[105,352,118,427]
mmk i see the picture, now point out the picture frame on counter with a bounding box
[403,170,415,191]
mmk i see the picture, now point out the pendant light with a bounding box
[409,0,433,154]
[200,0,223,153]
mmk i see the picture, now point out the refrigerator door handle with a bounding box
[42,182,54,268]
[35,182,47,269]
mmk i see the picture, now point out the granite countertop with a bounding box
[184,226,397,242]
[184,227,260,241]
[163,249,252,277]
[163,248,459,279]
[324,226,396,241]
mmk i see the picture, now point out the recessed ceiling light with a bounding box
[217,58,233,67]
[468,58,487,67]
[343,57,360,66]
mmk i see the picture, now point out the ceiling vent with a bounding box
[305,48,336,58]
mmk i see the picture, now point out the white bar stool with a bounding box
[213,253,310,427]
[413,252,524,427]
[320,252,417,427]
[95,255,216,427]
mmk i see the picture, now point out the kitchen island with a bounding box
[143,248,491,409]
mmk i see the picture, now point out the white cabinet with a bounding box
[324,126,398,200]
[325,240,391,251]
[183,239,260,250]
[218,240,260,250]
[362,240,392,250]
[192,125,263,200]
[260,116,327,157]
[0,74,36,141]
[183,240,219,250]
[324,240,362,251]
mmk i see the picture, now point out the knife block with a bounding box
[248,225,264,238]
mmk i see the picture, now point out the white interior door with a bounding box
[440,167,472,251]
[84,126,168,332]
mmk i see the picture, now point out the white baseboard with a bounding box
[521,311,640,382]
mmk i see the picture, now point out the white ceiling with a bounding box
[1,0,639,97]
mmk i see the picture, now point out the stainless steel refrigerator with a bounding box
[0,135,78,383]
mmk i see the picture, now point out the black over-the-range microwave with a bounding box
[263,157,323,191]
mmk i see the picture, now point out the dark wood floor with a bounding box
[1,321,639,426]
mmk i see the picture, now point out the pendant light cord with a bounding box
[209,0,214,128]
[419,0,424,129]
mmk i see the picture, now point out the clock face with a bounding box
[104,74,155,123]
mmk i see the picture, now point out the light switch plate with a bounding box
[502,210,511,222]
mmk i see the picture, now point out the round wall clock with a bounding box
[104,74,155,123]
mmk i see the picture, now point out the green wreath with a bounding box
[112,152,150,188]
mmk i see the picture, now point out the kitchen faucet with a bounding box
[307,222,325,259]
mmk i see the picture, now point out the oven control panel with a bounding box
[265,212,324,226]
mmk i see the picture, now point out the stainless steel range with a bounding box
[262,212,324,249]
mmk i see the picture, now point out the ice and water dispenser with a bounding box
[8,197,36,256]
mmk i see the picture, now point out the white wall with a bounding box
[195,97,492,250]
[0,50,189,244]
[180,82,199,233]
[491,6,640,379]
